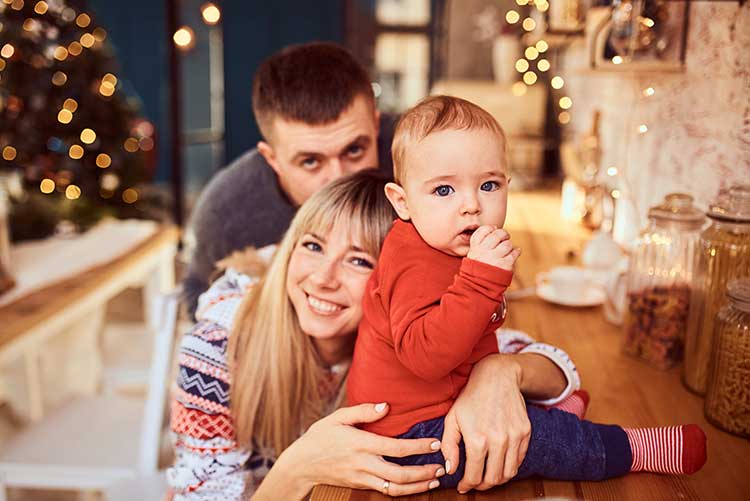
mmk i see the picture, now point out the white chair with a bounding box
[0,292,179,500]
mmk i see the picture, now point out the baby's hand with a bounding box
[467,225,521,271]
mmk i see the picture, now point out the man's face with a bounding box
[259,94,380,207]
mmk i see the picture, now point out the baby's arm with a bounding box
[390,264,511,382]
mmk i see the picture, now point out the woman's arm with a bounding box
[168,318,252,500]
[169,270,260,499]
[252,403,445,500]
[497,328,580,403]
[514,352,567,400]
[441,334,580,493]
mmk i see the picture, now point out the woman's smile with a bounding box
[306,293,345,315]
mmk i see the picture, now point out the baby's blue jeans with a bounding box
[388,405,631,488]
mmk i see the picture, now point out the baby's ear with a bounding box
[384,182,411,221]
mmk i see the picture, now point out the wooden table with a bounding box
[0,225,178,422]
[312,190,750,501]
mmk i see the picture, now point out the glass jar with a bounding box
[684,185,750,394]
[623,193,705,369]
[704,279,750,437]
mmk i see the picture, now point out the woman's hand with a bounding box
[441,354,531,493]
[255,403,444,500]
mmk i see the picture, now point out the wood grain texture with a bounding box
[311,190,750,501]
[0,226,179,352]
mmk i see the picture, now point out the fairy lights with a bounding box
[80,128,96,144]
[1,44,14,58]
[2,146,17,161]
[201,3,221,25]
[40,178,55,193]
[65,184,81,200]
[96,153,111,168]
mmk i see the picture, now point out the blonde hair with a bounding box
[391,95,507,185]
[228,170,394,454]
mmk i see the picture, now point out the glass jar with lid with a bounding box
[623,193,705,369]
[704,279,750,437]
[684,185,750,394]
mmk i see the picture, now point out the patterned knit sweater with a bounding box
[167,269,581,500]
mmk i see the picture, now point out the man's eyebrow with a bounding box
[290,151,323,164]
[338,135,371,155]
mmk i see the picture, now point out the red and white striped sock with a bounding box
[544,390,590,419]
[624,425,707,474]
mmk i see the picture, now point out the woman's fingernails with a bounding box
[445,460,452,474]
[429,480,440,489]
[435,467,446,477]
[374,402,387,413]
[459,490,467,494]
[430,440,441,450]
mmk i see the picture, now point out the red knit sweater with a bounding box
[347,220,513,436]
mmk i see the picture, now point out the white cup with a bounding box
[537,266,589,299]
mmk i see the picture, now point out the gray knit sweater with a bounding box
[181,149,296,317]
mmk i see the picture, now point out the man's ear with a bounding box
[257,141,280,176]
[384,182,411,221]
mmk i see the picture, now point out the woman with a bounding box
[168,171,580,499]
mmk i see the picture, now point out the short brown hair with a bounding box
[252,42,374,141]
[391,95,507,185]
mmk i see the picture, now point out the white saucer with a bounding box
[536,282,606,307]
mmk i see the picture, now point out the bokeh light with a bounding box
[122,188,138,204]
[201,3,221,25]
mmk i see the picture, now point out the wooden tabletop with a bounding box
[311,189,750,501]
[0,225,179,364]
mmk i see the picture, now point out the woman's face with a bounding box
[286,219,378,362]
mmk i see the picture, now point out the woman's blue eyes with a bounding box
[301,241,373,269]
[302,241,322,252]
[351,257,374,269]
[434,185,454,196]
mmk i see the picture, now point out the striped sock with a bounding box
[544,390,590,419]
[624,425,707,474]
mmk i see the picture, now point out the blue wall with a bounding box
[89,0,170,181]
[222,1,344,163]
[88,0,344,182]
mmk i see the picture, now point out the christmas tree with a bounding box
[0,0,156,240]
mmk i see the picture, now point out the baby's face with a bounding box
[401,128,509,257]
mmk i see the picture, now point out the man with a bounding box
[182,42,395,317]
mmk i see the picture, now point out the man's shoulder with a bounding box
[205,148,273,192]
[187,147,294,249]
[193,148,288,215]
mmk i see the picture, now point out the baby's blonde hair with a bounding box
[391,95,507,185]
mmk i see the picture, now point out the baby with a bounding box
[347,95,706,489]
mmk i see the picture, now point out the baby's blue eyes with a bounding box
[434,185,454,197]
[432,182,499,196]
